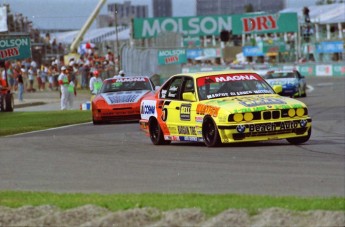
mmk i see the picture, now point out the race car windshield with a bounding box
[264,72,295,79]
[100,78,152,93]
[196,73,274,100]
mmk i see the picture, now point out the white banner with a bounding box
[316,65,333,76]
[0,6,8,32]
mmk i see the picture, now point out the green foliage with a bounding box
[0,191,343,216]
[0,111,91,136]
[244,3,254,13]
[316,0,338,4]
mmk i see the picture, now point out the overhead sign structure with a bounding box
[0,36,32,61]
[232,12,298,35]
[133,15,232,39]
[158,49,187,65]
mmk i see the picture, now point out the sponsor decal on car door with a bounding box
[164,100,200,138]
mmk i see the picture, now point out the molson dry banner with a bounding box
[133,15,232,39]
[0,36,31,61]
[158,49,187,65]
[232,12,298,35]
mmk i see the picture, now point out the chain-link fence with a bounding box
[120,32,184,85]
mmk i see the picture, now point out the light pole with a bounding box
[114,4,121,73]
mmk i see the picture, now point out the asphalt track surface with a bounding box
[1,77,344,197]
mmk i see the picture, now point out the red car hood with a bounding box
[100,90,151,105]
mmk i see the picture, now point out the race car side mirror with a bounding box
[273,85,283,95]
[182,92,196,102]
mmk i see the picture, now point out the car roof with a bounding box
[172,69,259,79]
[269,70,296,73]
[104,76,150,82]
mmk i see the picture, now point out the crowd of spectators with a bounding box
[0,49,117,99]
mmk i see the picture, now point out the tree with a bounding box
[244,4,254,13]
[316,0,337,4]
[303,7,310,23]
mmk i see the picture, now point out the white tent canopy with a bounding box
[280,3,345,24]
[50,26,130,44]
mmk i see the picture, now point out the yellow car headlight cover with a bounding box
[244,112,253,122]
[288,109,296,117]
[296,108,305,117]
[233,113,244,122]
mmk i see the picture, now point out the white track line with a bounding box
[5,122,92,137]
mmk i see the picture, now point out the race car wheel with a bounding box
[286,127,311,144]
[5,93,14,112]
[149,118,171,145]
[297,86,303,97]
[202,116,221,147]
[301,86,307,97]
[92,115,102,125]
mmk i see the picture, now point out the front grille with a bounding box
[252,111,261,120]
[272,110,280,119]
[281,109,289,118]
[263,111,271,120]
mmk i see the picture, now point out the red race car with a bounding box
[92,76,157,124]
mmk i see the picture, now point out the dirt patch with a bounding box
[0,205,344,227]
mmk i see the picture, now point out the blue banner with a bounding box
[242,46,264,56]
[186,49,203,59]
[316,41,343,53]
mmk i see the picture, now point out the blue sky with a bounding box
[5,0,318,30]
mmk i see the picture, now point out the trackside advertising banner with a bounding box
[0,36,31,61]
[316,41,343,53]
[232,12,298,35]
[158,49,187,65]
[183,64,345,77]
[133,15,232,39]
[333,64,345,77]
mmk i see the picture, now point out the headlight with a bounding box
[288,109,296,117]
[244,112,253,121]
[296,108,305,116]
[233,113,243,122]
[229,112,260,122]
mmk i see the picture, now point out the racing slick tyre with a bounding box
[5,93,14,112]
[297,86,303,97]
[92,116,102,125]
[149,118,171,145]
[301,86,307,97]
[202,116,221,147]
[286,127,311,144]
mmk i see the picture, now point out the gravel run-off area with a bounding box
[0,205,344,227]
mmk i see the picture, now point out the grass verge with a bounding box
[0,111,91,136]
[0,191,344,216]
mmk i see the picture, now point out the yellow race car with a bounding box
[139,70,312,147]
